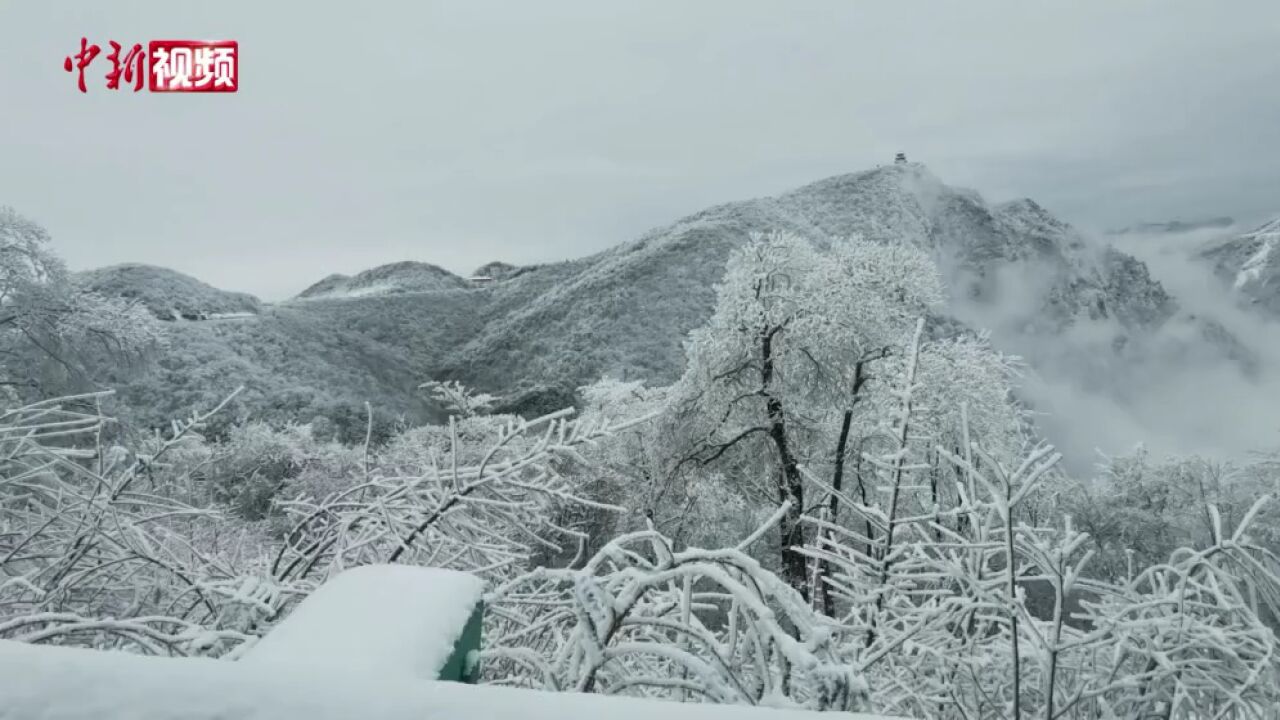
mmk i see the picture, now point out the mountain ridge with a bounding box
[1108,217,1236,235]
[82,163,1263,451]
[296,261,470,300]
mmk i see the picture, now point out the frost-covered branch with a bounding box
[0,390,270,657]
[483,510,869,711]
[271,409,643,586]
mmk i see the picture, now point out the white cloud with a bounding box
[966,222,1280,474]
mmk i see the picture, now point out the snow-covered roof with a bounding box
[0,640,900,720]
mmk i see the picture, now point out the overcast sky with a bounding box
[2,2,1279,300]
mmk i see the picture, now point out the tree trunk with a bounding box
[818,355,875,616]
[820,409,854,616]
[761,326,807,601]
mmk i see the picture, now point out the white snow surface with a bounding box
[0,640,899,720]
[242,564,485,680]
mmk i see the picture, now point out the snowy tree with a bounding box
[1064,448,1280,584]
[269,408,649,588]
[666,231,1025,603]
[420,379,497,418]
[0,389,268,657]
[0,207,161,397]
[800,404,1280,719]
[573,378,682,540]
[667,233,929,597]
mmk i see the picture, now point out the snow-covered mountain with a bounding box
[1200,217,1280,316]
[76,264,261,320]
[435,163,1204,405]
[91,163,1273,465]
[297,261,471,300]
[471,261,521,281]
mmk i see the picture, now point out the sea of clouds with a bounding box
[952,222,1280,476]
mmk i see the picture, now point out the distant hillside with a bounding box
[75,264,260,320]
[1200,217,1280,316]
[296,261,470,300]
[472,261,519,280]
[1108,217,1235,235]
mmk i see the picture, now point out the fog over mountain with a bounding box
[1108,217,1236,236]
[1011,217,1280,473]
[75,162,1280,473]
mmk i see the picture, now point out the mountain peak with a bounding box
[993,197,1074,241]
[791,160,940,195]
[75,263,260,320]
[471,261,518,280]
[297,261,469,300]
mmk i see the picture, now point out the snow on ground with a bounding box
[242,564,484,680]
[0,640,900,720]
